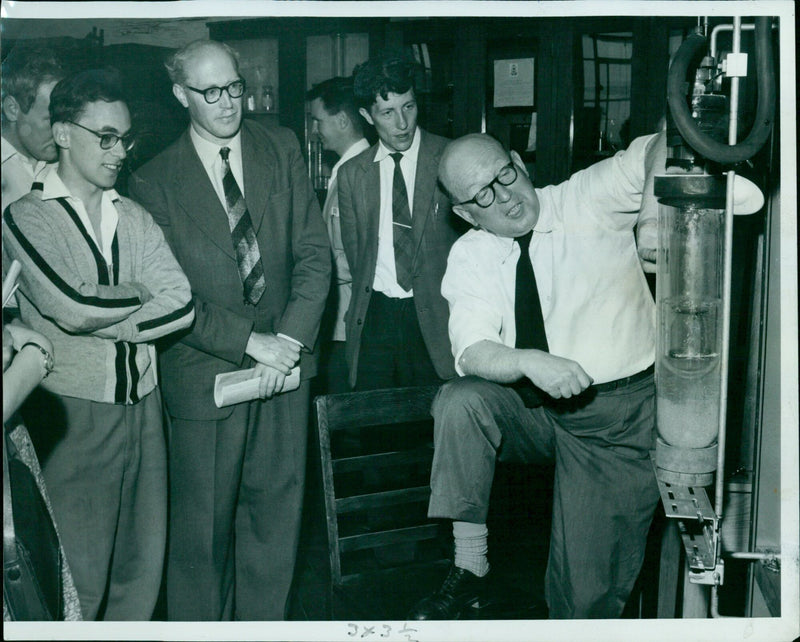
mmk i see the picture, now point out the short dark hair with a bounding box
[352,49,418,110]
[306,76,364,135]
[1,45,63,114]
[49,68,127,125]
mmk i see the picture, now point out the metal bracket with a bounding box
[656,476,725,586]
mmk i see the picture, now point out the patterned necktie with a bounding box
[220,147,266,305]
[512,229,549,406]
[390,152,414,291]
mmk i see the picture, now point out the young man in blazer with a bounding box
[337,50,463,391]
[129,39,330,621]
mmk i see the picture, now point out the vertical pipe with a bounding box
[714,14,742,556]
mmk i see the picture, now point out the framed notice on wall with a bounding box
[493,57,535,108]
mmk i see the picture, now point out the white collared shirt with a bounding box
[442,134,659,385]
[189,125,244,210]
[372,127,421,299]
[1,136,53,209]
[42,169,120,266]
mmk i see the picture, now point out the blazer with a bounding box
[129,120,331,420]
[337,128,464,388]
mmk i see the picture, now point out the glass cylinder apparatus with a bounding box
[654,177,726,486]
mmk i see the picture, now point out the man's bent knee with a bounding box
[432,376,505,421]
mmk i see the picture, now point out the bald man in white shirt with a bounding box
[408,132,664,621]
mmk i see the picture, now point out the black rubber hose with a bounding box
[666,17,776,164]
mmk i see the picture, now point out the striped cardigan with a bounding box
[3,183,194,404]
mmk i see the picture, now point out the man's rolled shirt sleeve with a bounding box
[441,236,508,376]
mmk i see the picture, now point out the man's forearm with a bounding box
[458,340,526,383]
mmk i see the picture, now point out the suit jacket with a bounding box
[129,120,331,420]
[337,128,463,388]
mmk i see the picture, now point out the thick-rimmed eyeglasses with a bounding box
[184,79,246,104]
[455,162,518,208]
[67,121,135,151]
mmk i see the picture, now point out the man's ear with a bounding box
[452,204,476,227]
[335,110,350,131]
[172,83,189,108]
[510,149,530,178]
[52,122,69,149]
[2,95,20,123]
[358,106,374,127]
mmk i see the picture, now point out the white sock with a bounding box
[453,521,490,577]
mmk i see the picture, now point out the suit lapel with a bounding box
[411,129,439,254]
[241,121,271,234]
[360,146,381,250]
[173,131,236,260]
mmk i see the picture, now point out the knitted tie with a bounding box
[390,153,414,291]
[220,147,266,305]
[511,229,549,407]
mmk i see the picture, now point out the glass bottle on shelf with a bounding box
[262,85,275,112]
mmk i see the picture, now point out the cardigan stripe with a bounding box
[128,344,140,404]
[3,206,142,309]
[114,342,128,404]
[137,300,195,332]
[56,197,110,285]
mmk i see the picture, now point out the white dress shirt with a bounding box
[189,125,245,208]
[42,169,120,266]
[442,134,659,385]
[372,126,421,299]
[324,137,370,341]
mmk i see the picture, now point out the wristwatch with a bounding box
[20,341,54,378]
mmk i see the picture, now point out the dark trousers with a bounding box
[428,374,658,619]
[165,381,309,621]
[318,340,350,394]
[355,291,442,391]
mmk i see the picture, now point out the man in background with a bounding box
[307,76,369,392]
[337,49,463,391]
[130,39,330,621]
[3,68,195,620]
[1,46,62,209]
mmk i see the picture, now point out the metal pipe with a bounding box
[727,551,781,561]
[711,584,726,618]
[713,14,742,554]
[710,23,755,58]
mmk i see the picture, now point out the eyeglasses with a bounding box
[184,79,246,104]
[455,162,518,208]
[67,121,135,151]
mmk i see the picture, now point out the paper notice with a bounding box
[214,366,300,408]
[493,58,535,108]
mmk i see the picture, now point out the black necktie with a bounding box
[512,230,549,406]
[390,152,414,291]
[220,147,266,306]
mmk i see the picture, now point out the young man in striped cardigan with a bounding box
[2,68,194,620]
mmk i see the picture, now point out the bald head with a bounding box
[439,133,540,238]
[439,134,508,202]
[165,39,240,86]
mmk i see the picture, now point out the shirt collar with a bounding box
[1,135,45,173]
[330,137,369,183]
[189,125,242,172]
[40,168,120,204]
[373,127,421,164]
[1,136,18,164]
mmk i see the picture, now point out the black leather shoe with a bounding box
[407,565,490,620]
